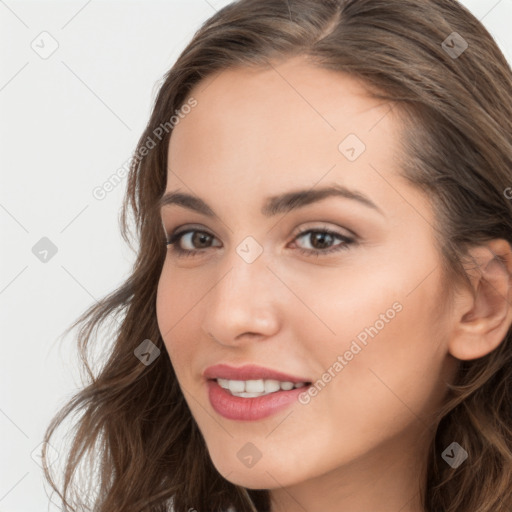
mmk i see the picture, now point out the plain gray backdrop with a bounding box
[1,0,511,510]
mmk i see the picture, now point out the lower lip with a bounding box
[207,379,310,421]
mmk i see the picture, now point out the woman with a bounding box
[42,1,512,511]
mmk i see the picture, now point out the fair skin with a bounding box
[156,55,512,512]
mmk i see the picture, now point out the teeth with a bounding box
[216,378,308,397]
[264,380,281,394]
[280,381,294,391]
[246,379,265,393]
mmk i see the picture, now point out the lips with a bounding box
[203,363,311,383]
[202,363,314,420]
[206,379,311,420]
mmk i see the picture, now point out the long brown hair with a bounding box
[42,1,512,510]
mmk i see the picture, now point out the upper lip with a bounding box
[203,364,311,383]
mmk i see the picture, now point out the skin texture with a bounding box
[156,56,512,512]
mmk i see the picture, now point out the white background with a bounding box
[1,1,511,510]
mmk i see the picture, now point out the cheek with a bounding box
[156,265,195,368]
[307,267,451,436]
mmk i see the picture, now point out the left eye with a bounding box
[165,228,356,258]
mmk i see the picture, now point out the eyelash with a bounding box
[164,226,356,258]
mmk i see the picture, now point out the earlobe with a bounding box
[448,238,512,361]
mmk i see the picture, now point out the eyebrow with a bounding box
[158,184,384,218]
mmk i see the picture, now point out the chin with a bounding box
[209,451,303,490]
[221,468,284,490]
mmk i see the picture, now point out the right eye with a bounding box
[166,229,221,257]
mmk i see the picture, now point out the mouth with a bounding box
[206,378,313,421]
[208,377,312,398]
[203,364,313,419]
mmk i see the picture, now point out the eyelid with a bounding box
[165,221,355,242]
[164,222,219,238]
[290,221,357,239]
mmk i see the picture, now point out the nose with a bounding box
[201,250,281,347]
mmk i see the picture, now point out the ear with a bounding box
[448,238,512,361]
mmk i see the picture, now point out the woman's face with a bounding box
[156,56,459,499]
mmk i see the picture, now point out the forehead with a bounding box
[166,55,404,202]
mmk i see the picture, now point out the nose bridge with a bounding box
[202,241,281,342]
[213,243,275,309]
[216,232,273,296]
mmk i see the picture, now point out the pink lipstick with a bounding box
[204,364,312,421]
